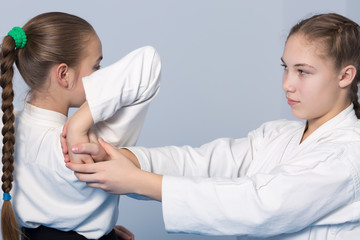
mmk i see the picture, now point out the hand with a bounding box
[114,225,134,240]
[62,102,95,164]
[66,138,142,194]
[61,120,109,163]
[71,129,110,162]
[61,119,70,163]
[66,138,162,201]
[63,117,93,164]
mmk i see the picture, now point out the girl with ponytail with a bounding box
[1,11,161,240]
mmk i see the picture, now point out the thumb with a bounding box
[98,138,118,158]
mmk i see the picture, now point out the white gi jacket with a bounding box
[127,104,360,240]
[11,46,161,239]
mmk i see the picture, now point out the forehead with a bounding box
[283,34,333,66]
[85,34,102,57]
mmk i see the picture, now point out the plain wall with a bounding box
[0,1,359,240]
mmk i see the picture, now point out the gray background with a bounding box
[1,1,359,239]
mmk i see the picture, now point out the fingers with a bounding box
[81,154,95,164]
[66,162,106,186]
[60,133,68,155]
[66,162,98,173]
[98,138,119,158]
[72,143,100,155]
[75,173,102,184]
[61,119,69,138]
[115,225,134,238]
[114,225,134,240]
[88,128,98,142]
[64,155,71,163]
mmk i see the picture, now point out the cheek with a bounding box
[76,80,86,105]
[76,68,93,92]
[79,69,94,80]
[77,79,85,95]
[302,78,338,109]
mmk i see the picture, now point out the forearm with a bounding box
[127,137,253,178]
[109,146,162,201]
[67,101,94,135]
[119,148,140,168]
[66,102,94,163]
[133,170,162,201]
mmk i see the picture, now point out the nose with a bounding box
[282,70,296,93]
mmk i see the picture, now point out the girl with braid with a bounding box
[1,12,161,240]
[66,13,360,239]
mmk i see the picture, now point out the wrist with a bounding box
[119,148,140,168]
[133,170,162,202]
[68,101,94,134]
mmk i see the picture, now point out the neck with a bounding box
[29,92,69,116]
[300,101,351,143]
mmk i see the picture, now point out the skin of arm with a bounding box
[62,125,140,168]
[66,101,94,164]
[65,138,162,201]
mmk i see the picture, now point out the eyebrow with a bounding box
[280,57,315,69]
[97,56,103,62]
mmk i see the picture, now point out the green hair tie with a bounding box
[8,26,27,49]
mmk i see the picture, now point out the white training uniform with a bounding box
[126,104,360,240]
[11,46,161,239]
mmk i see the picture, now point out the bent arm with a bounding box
[84,46,161,147]
[66,102,94,163]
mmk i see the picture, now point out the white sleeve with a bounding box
[128,137,255,179]
[82,46,161,147]
[161,143,359,237]
[127,120,283,178]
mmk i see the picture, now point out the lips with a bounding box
[287,97,300,106]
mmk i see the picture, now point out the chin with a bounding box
[290,109,308,120]
[72,100,86,108]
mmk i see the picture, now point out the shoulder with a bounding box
[15,118,65,169]
[250,119,303,140]
[318,119,360,145]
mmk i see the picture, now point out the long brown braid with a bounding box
[1,35,19,239]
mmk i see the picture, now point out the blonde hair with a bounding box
[0,12,96,240]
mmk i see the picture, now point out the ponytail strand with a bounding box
[1,35,20,240]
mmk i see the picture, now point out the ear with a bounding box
[56,63,70,88]
[338,65,356,88]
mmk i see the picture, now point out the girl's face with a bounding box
[71,33,103,107]
[281,34,345,126]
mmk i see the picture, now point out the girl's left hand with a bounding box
[65,138,141,194]
[114,225,134,240]
[61,120,109,163]
[65,138,162,201]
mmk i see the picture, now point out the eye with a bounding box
[281,64,288,70]
[93,65,101,71]
[298,69,307,75]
